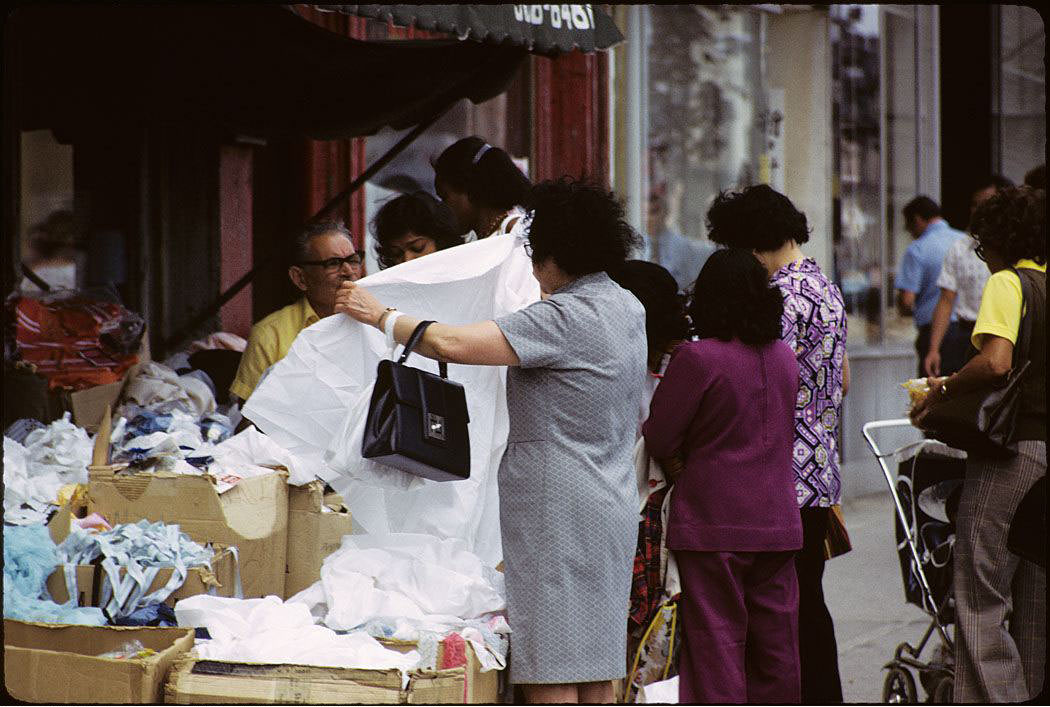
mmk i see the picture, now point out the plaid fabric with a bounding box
[953,440,1046,702]
[630,486,670,636]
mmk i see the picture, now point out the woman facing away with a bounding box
[643,248,803,704]
[433,136,532,240]
[912,185,1045,703]
[705,183,850,704]
[335,178,647,704]
[372,191,464,269]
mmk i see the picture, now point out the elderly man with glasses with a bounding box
[230,220,362,403]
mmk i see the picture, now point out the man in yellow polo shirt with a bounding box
[230,221,363,402]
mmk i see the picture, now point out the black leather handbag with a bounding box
[920,268,1034,459]
[361,321,470,482]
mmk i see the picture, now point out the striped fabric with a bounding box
[14,296,139,390]
[953,440,1047,702]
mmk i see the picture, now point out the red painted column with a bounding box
[533,51,609,186]
[219,144,253,338]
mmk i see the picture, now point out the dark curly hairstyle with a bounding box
[524,178,640,276]
[609,260,690,365]
[970,186,1046,266]
[706,184,809,251]
[433,136,532,211]
[371,191,463,269]
[688,248,784,346]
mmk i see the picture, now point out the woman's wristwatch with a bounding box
[938,379,950,398]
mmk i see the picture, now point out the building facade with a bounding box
[608,4,1045,498]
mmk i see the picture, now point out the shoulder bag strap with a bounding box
[1011,268,1034,368]
[396,320,449,378]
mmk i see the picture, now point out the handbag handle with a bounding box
[397,320,449,378]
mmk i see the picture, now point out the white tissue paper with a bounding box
[300,533,506,633]
[174,594,420,681]
[243,231,539,566]
[636,675,679,704]
[3,414,92,525]
[122,361,216,417]
[211,426,318,487]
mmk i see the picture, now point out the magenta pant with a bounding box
[676,550,801,704]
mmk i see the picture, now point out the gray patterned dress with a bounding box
[494,271,647,684]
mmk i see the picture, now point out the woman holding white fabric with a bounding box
[433,136,531,239]
[336,178,647,704]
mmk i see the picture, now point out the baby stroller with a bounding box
[863,419,967,704]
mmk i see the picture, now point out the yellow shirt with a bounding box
[971,259,1046,348]
[230,297,320,401]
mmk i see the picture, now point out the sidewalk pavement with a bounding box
[825,491,936,703]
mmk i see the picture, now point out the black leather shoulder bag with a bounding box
[361,321,471,481]
[920,268,1033,459]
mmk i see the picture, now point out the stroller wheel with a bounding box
[883,666,918,703]
[932,676,954,703]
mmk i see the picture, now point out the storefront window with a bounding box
[832,4,936,350]
[644,5,766,292]
[993,5,1046,183]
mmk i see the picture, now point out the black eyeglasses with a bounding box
[298,254,363,270]
[973,241,987,262]
[523,241,533,257]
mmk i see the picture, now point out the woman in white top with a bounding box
[433,136,531,240]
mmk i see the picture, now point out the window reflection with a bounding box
[645,5,764,292]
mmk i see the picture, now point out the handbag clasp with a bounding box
[426,413,447,442]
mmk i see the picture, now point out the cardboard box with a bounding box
[284,481,353,598]
[3,619,194,703]
[164,640,500,704]
[46,546,238,607]
[87,408,289,598]
[55,334,151,433]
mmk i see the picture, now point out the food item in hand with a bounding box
[901,378,932,408]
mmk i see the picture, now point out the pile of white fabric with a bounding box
[244,231,539,566]
[3,414,92,525]
[174,595,421,679]
[121,361,216,418]
[174,532,509,675]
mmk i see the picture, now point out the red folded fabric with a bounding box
[14,296,139,391]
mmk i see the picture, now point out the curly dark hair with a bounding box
[970,186,1046,266]
[524,177,640,276]
[688,248,784,346]
[433,136,532,211]
[609,260,690,365]
[371,191,463,269]
[705,184,809,251]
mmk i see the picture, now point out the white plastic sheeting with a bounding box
[243,233,539,565]
[173,595,421,677]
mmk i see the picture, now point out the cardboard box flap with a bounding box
[4,620,192,655]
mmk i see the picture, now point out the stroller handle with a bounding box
[862,418,923,459]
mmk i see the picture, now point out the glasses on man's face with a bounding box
[523,241,533,257]
[973,242,987,262]
[298,254,363,271]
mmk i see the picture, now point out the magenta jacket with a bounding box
[642,337,803,552]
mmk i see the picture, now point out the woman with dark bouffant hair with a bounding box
[912,185,1045,702]
[336,177,647,704]
[433,136,532,239]
[371,191,464,269]
[643,248,803,704]
[706,184,849,704]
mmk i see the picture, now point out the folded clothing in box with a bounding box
[13,293,143,391]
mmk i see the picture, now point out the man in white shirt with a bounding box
[923,176,1013,377]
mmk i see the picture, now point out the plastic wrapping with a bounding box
[243,232,539,565]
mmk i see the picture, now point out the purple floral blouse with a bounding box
[772,258,848,508]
